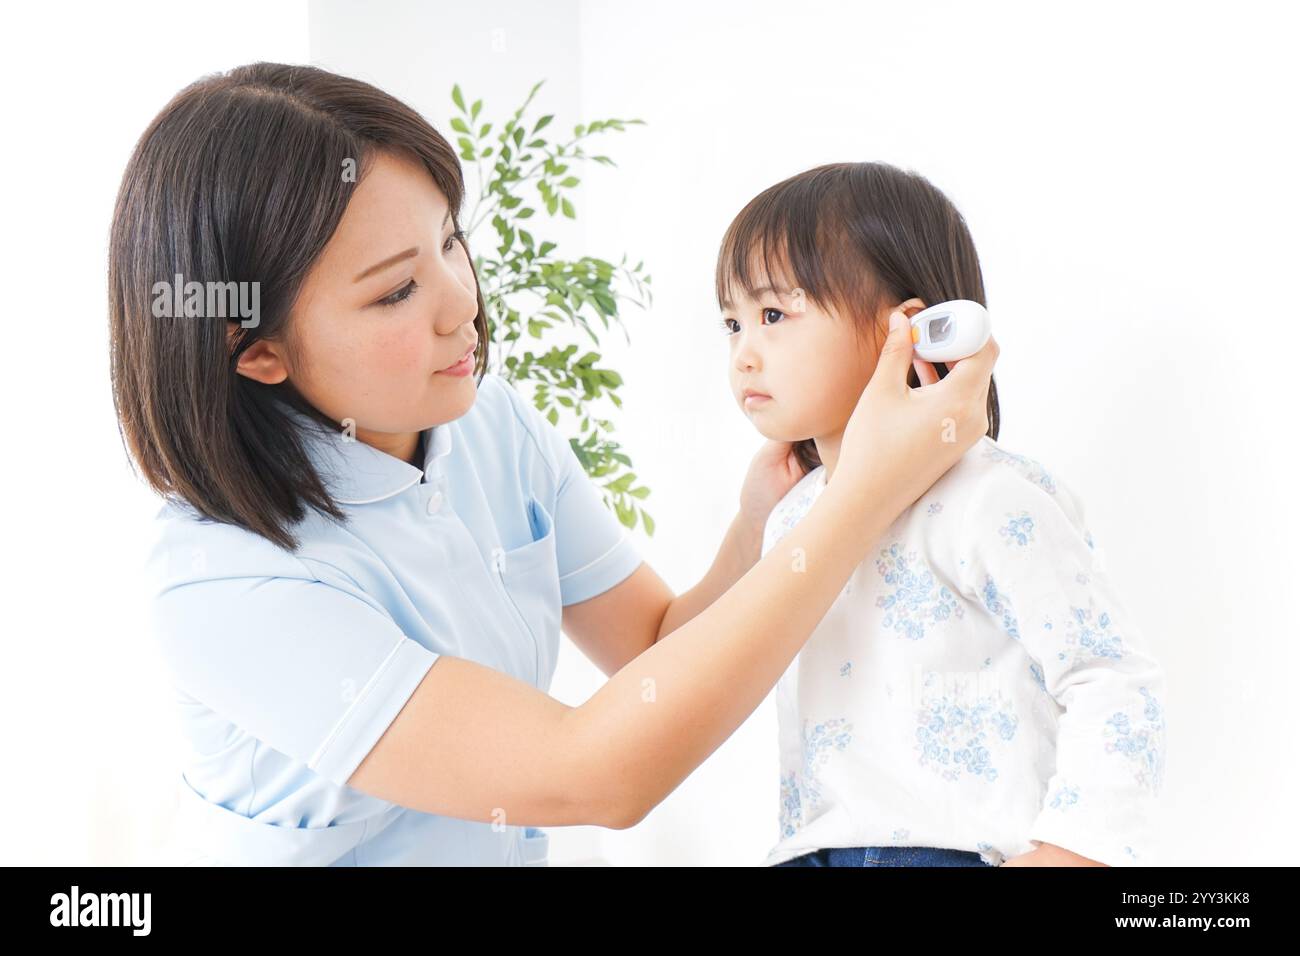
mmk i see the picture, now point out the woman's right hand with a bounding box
[835,310,999,518]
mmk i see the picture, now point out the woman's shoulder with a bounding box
[145,498,324,596]
[470,370,536,429]
[457,370,553,456]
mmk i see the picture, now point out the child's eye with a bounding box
[378,279,418,308]
[718,308,787,335]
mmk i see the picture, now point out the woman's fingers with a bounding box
[940,333,1000,387]
[913,356,940,386]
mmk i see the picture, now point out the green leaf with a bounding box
[462,79,654,539]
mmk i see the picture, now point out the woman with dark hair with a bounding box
[109,62,998,865]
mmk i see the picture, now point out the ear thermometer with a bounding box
[909,299,991,363]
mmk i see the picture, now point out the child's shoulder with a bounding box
[761,464,827,557]
[943,434,1062,495]
[934,435,1088,533]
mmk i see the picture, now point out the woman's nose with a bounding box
[433,262,479,334]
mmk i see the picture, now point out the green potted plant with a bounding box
[449,81,656,535]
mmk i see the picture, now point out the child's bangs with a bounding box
[715,200,806,311]
[715,188,876,326]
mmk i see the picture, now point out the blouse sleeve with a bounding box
[494,375,645,605]
[150,570,439,788]
[958,464,1169,866]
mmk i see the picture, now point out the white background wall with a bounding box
[2,0,1295,865]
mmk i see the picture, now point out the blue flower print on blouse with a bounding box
[801,718,853,809]
[1028,661,1047,693]
[765,471,825,552]
[874,543,965,640]
[979,575,1020,640]
[1103,686,1166,793]
[984,444,1057,495]
[998,511,1035,547]
[1048,782,1081,810]
[1058,598,1127,665]
[778,770,802,839]
[913,681,1019,783]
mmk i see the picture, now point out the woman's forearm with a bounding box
[654,510,764,642]
[566,473,895,827]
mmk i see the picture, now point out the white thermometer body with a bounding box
[909,299,991,363]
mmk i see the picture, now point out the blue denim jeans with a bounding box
[775,845,996,867]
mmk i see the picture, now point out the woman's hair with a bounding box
[715,161,1000,475]
[108,62,491,551]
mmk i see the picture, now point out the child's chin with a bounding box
[751,417,801,443]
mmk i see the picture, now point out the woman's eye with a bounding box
[378,279,418,308]
[762,307,786,325]
[443,229,465,253]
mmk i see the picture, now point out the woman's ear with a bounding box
[227,323,290,385]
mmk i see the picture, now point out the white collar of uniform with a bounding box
[281,404,455,505]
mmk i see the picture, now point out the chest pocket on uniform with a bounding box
[494,495,563,686]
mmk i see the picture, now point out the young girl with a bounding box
[715,162,1168,868]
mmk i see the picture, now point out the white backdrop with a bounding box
[3,0,1295,865]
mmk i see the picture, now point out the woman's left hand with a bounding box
[1000,842,1109,866]
[738,439,804,530]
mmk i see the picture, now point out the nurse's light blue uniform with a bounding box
[146,372,644,865]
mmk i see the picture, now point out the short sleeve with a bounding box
[958,464,1170,866]
[150,573,439,787]
[494,375,644,606]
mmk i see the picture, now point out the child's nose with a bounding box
[733,335,761,372]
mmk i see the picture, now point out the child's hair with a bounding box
[715,161,1000,475]
[107,62,491,552]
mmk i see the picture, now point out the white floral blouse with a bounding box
[761,435,1168,867]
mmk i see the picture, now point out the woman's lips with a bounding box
[437,341,477,375]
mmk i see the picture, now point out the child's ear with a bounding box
[897,297,928,321]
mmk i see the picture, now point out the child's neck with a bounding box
[814,431,844,485]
